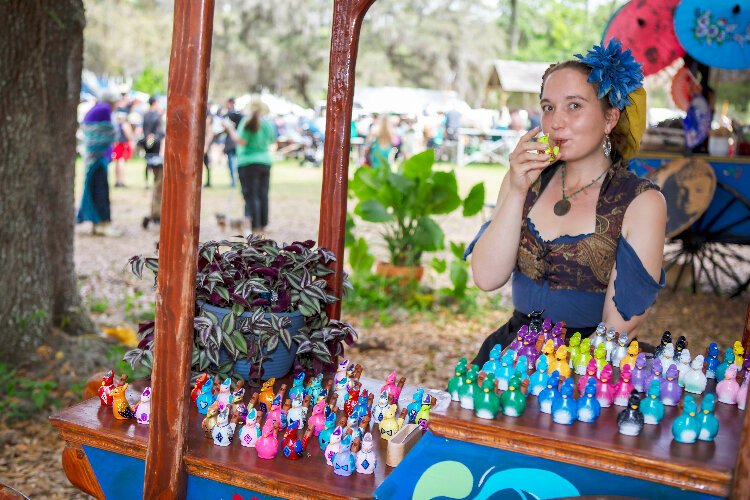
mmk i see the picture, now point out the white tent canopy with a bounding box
[353,86,471,116]
[235,92,310,117]
[489,60,552,94]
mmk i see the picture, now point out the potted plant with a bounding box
[348,149,484,280]
[123,235,357,386]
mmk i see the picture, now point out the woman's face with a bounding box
[540,68,617,163]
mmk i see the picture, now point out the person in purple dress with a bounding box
[77,90,122,236]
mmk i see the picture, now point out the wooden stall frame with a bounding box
[144,1,215,496]
[317,0,377,319]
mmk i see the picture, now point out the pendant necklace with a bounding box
[553,163,609,217]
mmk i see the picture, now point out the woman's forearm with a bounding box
[470,188,527,291]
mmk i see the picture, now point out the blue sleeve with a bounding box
[613,237,666,320]
[462,220,491,261]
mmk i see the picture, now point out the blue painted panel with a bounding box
[630,157,750,242]
[83,446,145,499]
[375,432,723,500]
[83,446,282,499]
[186,475,282,500]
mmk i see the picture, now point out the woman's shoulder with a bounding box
[610,161,660,198]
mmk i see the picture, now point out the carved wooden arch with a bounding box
[143,0,378,496]
[318,0,378,319]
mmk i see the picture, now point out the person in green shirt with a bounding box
[367,115,394,169]
[225,99,277,232]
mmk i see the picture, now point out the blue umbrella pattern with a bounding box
[674,1,750,70]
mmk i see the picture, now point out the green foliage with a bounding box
[82,0,749,114]
[132,66,166,96]
[349,150,484,267]
[106,345,150,382]
[87,296,109,314]
[0,363,61,423]
[124,290,155,322]
[348,237,376,276]
[18,308,48,331]
[507,0,622,62]
[342,274,431,316]
[716,81,750,121]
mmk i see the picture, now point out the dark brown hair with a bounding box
[540,60,627,157]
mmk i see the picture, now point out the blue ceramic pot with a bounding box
[200,302,304,381]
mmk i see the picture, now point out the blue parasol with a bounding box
[674,0,750,70]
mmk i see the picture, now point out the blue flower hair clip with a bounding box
[575,38,644,110]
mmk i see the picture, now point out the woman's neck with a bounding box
[563,154,612,188]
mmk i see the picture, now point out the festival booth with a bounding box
[50,1,750,498]
[605,0,750,296]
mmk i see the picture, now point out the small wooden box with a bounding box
[385,424,423,467]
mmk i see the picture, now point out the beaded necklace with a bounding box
[553,163,610,216]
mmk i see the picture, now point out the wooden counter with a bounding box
[635,152,750,165]
[50,383,392,500]
[52,376,745,499]
[429,389,740,498]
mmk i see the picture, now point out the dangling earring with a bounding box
[603,134,612,158]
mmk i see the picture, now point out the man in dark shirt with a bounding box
[141,96,165,229]
[220,97,244,187]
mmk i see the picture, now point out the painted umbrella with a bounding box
[603,0,685,76]
[671,65,702,111]
[674,0,750,70]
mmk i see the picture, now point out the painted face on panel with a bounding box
[540,68,615,163]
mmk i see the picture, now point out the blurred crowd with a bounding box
[76,88,541,235]
[79,89,541,182]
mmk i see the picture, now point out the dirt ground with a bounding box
[2,157,748,498]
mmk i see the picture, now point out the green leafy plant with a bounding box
[431,241,471,300]
[124,290,155,322]
[106,344,150,381]
[0,363,61,423]
[87,296,109,314]
[349,149,485,267]
[123,235,357,384]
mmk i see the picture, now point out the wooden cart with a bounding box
[50,1,750,498]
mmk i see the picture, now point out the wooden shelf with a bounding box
[430,395,741,497]
[636,152,750,165]
[50,385,393,500]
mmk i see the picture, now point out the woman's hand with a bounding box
[506,127,551,195]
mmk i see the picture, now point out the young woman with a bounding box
[466,40,667,366]
[368,115,395,169]
[226,99,277,232]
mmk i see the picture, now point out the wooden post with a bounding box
[318,0,377,321]
[143,1,214,497]
[734,301,750,499]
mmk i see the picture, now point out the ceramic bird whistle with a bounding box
[617,390,644,436]
[258,377,276,413]
[256,419,281,459]
[537,133,559,162]
[134,386,152,424]
[672,395,699,444]
[97,370,116,406]
[190,373,210,407]
[111,383,135,420]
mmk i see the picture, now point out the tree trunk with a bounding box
[508,0,519,54]
[0,0,93,364]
